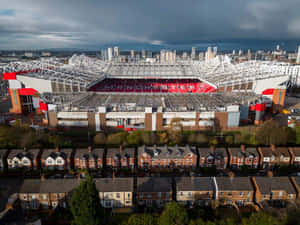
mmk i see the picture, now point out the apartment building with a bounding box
[175,177,214,207]
[137,177,173,208]
[95,178,134,208]
[7,148,40,170]
[74,147,104,169]
[216,177,254,206]
[41,148,73,170]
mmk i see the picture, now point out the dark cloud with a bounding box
[0,0,299,49]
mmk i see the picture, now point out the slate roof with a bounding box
[197,148,212,158]
[74,148,104,160]
[106,147,135,158]
[229,147,259,158]
[214,148,228,159]
[95,178,133,192]
[254,177,296,194]
[216,177,253,191]
[175,177,214,191]
[276,147,290,157]
[138,145,197,159]
[137,177,172,192]
[7,149,40,160]
[41,148,73,160]
[260,147,276,157]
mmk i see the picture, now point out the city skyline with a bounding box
[1,0,300,49]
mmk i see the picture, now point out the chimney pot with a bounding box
[210,146,214,152]
[241,144,245,152]
[88,146,92,152]
[56,147,59,152]
[41,174,46,181]
[120,146,123,153]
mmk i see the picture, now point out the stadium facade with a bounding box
[2,54,300,131]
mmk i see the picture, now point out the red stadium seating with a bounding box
[89,78,216,93]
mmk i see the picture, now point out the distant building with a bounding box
[213,47,218,56]
[238,49,243,56]
[113,46,120,57]
[24,52,33,58]
[205,47,214,61]
[108,47,113,61]
[191,47,196,60]
[198,52,204,61]
[130,50,135,58]
[296,46,300,64]
[41,52,51,57]
[142,49,146,59]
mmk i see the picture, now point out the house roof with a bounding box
[198,148,212,157]
[7,149,40,160]
[41,148,73,160]
[74,148,104,159]
[175,177,214,191]
[137,177,172,192]
[138,145,197,159]
[260,147,276,157]
[276,147,290,157]
[229,147,259,158]
[216,177,253,191]
[254,177,296,194]
[19,179,41,193]
[290,147,300,157]
[106,147,135,158]
[95,178,133,192]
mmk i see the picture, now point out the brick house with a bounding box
[252,177,297,205]
[176,177,214,207]
[106,146,135,169]
[288,147,300,167]
[19,178,79,209]
[7,148,40,170]
[95,178,134,208]
[290,177,300,199]
[41,148,73,170]
[198,147,228,169]
[74,147,104,169]
[258,147,278,169]
[137,145,198,170]
[0,149,8,171]
[228,146,260,169]
[137,177,173,208]
[215,177,254,207]
[275,146,291,166]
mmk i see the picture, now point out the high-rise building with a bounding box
[213,47,218,56]
[232,50,236,55]
[130,50,135,58]
[142,49,146,59]
[147,51,153,58]
[113,46,120,57]
[238,49,243,56]
[191,47,196,60]
[108,47,113,61]
[205,47,214,61]
[247,49,251,60]
[296,46,300,64]
[160,50,175,63]
[276,45,280,51]
[198,52,204,61]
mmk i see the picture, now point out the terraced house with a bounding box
[252,177,297,206]
[176,177,214,207]
[41,148,73,170]
[138,145,198,170]
[106,146,135,169]
[95,178,134,208]
[228,146,260,169]
[137,177,173,208]
[7,148,40,170]
[216,177,254,206]
[74,147,104,169]
[258,147,279,169]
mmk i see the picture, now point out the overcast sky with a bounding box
[0,0,300,49]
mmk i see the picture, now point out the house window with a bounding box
[188,192,192,197]
[128,193,131,198]
[57,159,63,164]
[289,194,294,198]
[279,191,283,197]
[247,192,251,197]
[220,192,224,196]
[31,195,36,200]
[125,201,130,205]
[239,192,243,197]
[180,192,183,196]
[42,195,47,200]
[52,202,57,208]
[228,192,232,196]
[53,194,57,199]
[116,193,120,198]
[23,195,27,200]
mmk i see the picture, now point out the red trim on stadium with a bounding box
[262,88,274,95]
[18,88,38,96]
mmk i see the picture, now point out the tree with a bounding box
[158,201,189,225]
[241,212,279,225]
[106,132,127,145]
[70,176,104,225]
[187,132,208,145]
[157,132,169,145]
[126,131,143,145]
[127,214,156,225]
[255,120,287,145]
[94,133,106,145]
[188,218,206,225]
[141,132,158,145]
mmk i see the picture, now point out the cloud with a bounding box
[0,0,299,49]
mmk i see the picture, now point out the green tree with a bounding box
[106,132,127,145]
[70,176,104,225]
[141,132,158,145]
[187,132,208,145]
[48,135,63,147]
[241,212,279,225]
[255,120,287,145]
[126,131,143,145]
[188,218,206,225]
[94,133,106,145]
[158,201,189,225]
[127,214,156,225]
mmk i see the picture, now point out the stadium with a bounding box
[1,54,300,131]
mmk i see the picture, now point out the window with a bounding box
[180,192,183,196]
[128,193,131,198]
[289,194,294,199]
[220,192,224,196]
[42,194,47,200]
[57,159,63,164]
[116,193,120,198]
[279,191,283,197]
[228,192,232,196]
[188,192,192,197]
[247,192,251,197]
[31,195,36,200]
[239,192,243,197]
[53,194,57,199]
[23,195,27,200]
[125,201,130,205]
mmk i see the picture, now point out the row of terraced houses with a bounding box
[14,176,300,210]
[1,145,300,171]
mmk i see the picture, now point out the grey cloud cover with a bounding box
[0,0,299,49]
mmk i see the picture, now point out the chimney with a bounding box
[271,144,276,151]
[241,144,245,152]
[228,171,235,180]
[77,173,81,180]
[120,146,123,153]
[56,147,59,152]
[112,170,116,179]
[267,171,273,178]
[88,146,92,153]
[41,174,46,181]
[210,146,214,153]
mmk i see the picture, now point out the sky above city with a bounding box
[0,0,300,49]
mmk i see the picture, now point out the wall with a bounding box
[17,75,53,93]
